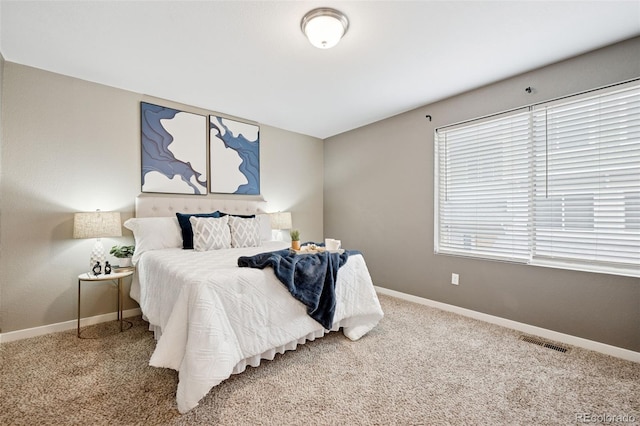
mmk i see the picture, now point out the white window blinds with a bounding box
[435,111,531,262]
[435,82,640,277]
[531,85,640,270]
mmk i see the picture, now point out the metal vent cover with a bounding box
[520,335,570,353]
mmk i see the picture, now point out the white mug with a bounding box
[325,238,341,251]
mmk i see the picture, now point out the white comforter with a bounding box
[132,241,384,413]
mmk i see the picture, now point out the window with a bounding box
[435,82,640,277]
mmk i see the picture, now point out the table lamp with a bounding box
[73,210,122,272]
[269,211,292,241]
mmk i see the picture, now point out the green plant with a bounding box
[290,230,300,241]
[110,245,135,258]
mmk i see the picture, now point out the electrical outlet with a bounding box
[451,273,459,285]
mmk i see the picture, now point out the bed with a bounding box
[126,195,384,413]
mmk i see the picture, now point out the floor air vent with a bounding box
[519,335,569,353]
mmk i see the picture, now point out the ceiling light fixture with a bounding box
[301,8,349,49]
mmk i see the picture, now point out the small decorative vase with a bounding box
[92,261,102,276]
[291,240,301,250]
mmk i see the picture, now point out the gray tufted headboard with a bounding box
[135,195,268,218]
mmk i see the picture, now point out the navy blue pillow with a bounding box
[176,212,221,249]
[218,212,255,219]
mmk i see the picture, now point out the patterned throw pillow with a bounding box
[189,216,231,251]
[228,215,262,248]
[176,211,221,249]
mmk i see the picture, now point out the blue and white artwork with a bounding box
[140,102,207,195]
[209,116,260,195]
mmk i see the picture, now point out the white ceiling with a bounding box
[1,1,639,139]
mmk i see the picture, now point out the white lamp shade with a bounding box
[73,211,122,239]
[301,8,349,49]
[270,212,293,230]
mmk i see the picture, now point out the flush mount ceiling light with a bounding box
[301,8,349,49]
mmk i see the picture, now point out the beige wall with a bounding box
[324,37,640,352]
[0,53,4,332]
[1,37,638,351]
[0,63,323,333]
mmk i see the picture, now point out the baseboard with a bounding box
[0,308,142,344]
[375,286,639,363]
[5,290,637,363]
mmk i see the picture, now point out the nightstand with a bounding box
[77,269,134,338]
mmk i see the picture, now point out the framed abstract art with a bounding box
[140,102,208,195]
[209,115,260,195]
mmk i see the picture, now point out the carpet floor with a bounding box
[0,294,638,425]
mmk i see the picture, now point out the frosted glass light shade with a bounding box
[301,8,349,49]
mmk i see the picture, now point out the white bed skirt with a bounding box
[134,244,383,413]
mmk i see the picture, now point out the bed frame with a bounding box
[131,194,271,341]
[135,194,268,218]
[130,195,383,413]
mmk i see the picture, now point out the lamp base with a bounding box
[272,230,291,241]
[89,239,106,274]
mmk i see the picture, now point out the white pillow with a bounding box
[228,215,262,248]
[190,216,231,251]
[123,217,182,264]
[256,214,273,241]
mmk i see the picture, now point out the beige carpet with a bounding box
[1,295,638,425]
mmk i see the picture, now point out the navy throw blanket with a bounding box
[238,248,357,329]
